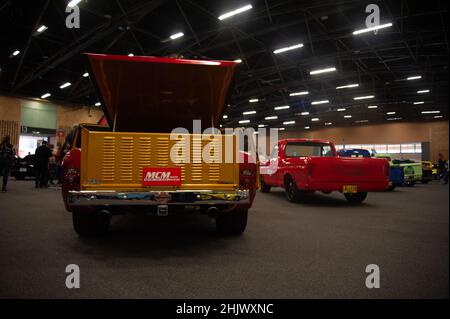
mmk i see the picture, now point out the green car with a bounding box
[375,154,422,186]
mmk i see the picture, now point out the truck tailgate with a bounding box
[80,129,239,191]
[308,157,389,183]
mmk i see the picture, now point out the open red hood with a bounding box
[85,53,238,132]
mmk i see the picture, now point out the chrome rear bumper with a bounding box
[67,189,250,207]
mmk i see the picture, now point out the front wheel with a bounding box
[344,192,368,204]
[216,208,248,236]
[72,211,111,237]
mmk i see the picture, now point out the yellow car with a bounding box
[421,161,433,184]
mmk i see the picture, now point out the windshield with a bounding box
[285,142,334,157]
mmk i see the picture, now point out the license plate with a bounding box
[343,185,358,193]
[19,168,27,172]
[142,167,182,187]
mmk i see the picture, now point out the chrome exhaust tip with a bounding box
[98,209,111,220]
[207,206,219,218]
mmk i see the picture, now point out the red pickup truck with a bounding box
[260,139,390,203]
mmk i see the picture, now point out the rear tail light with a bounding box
[239,164,256,189]
[241,169,253,176]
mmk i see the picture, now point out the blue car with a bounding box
[338,148,404,191]
[337,148,371,158]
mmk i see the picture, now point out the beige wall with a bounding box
[0,94,103,145]
[280,121,449,161]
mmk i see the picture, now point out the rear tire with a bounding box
[72,211,110,237]
[284,176,302,202]
[344,192,367,203]
[387,185,396,191]
[260,177,271,193]
[216,208,248,236]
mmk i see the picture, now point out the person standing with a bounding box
[34,140,53,188]
[0,135,15,192]
[437,153,446,182]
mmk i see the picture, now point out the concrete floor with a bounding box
[0,179,448,299]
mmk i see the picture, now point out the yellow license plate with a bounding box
[343,185,358,193]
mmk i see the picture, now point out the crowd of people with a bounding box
[0,135,66,192]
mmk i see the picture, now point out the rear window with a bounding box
[285,142,334,157]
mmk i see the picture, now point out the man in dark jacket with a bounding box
[0,135,15,192]
[34,140,53,188]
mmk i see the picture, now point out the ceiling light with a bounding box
[95,102,101,106]
[279,127,286,131]
[273,43,304,54]
[243,111,256,115]
[218,4,252,20]
[274,105,290,110]
[386,112,396,115]
[387,117,402,121]
[233,59,242,63]
[59,82,71,89]
[258,124,265,128]
[417,90,430,94]
[300,112,309,116]
[170,32,184,40]
[434,116,443,119]
[353,22,393,35]
[355,120,369,123]
[40,93,51,99]
[283,121,295,125]
[128,53,134,57]
[11,50,20,57]
[407,75,422,80]
[289,91,309,96]
[336,83,359,89]
[337,108,346,112]
[265,116,278,120]
[249,99,259,103]
[344,115,352,118]
[413,101,424,105]
[82,72,89,77]
[421,111,440,114]
[311,100,329,105]
[238,119,250,124]
[311,118,319,122]
[354,95,374,100]
[304,126,310,130]
[223,115,228,119]
[310,67,336,75]
[368,105,378,109]
[68,0,82,8]
[325,122,332,126]
[36,25,48,33]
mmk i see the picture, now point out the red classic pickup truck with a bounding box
[260,139,390,203]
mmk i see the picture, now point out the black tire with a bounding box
[260,177,271,193]
[72,211,110,237]
[284,175,302,202]
[344,192,368,203]
[216,208,248,236]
